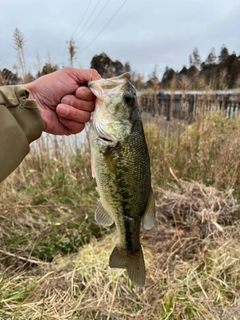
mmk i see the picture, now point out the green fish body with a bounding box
[88,73,155,286]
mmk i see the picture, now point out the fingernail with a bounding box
[57,105,68,115]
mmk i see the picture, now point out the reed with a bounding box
[144,108,240,197]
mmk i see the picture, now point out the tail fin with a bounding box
[109,246,145,287]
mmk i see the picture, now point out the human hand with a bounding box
[24,67,101,135]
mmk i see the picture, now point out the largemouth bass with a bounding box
[88,73,155,286]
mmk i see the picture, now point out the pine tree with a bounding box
[206,48,216,64]
[218,45,229,63]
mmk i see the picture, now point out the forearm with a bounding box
[0,85,44,182]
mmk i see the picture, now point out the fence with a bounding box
[139,92,240,122]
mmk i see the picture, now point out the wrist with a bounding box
[17,82,46,131]
[20,82,35,100]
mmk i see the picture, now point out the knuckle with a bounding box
[90,68,101,80]
[72,108,81,121]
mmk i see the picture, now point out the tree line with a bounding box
[161,46,240,90]
[0,28,240,90]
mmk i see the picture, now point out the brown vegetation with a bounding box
[1,107,240,319]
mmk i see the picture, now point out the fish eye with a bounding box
[123,93,134,104]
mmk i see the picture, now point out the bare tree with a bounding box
[34,49,42,77]
[189,54,193,67]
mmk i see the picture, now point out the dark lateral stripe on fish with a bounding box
[124,219,133,253]
[123,215,142,254]
[114,164,135,253]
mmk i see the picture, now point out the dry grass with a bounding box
[1,102,240,319]
[0,133,105,270]
[143,110,240,197]
[146,180,240,268]
[1,180,240,319]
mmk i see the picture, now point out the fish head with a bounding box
[88,73,138,143]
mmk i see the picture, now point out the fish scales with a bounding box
[91,131,150,251]
[88,73,155,286]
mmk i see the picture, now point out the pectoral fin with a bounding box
[91,157,95,178]
[142,187,155,230]
[103,151,115,174]
[95,201,114,226]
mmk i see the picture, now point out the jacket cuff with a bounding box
[0,85,44,143]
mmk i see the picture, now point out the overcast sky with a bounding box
[1,0,240,80]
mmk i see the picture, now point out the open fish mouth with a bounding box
[89,73,133,144]
[88,73,131,100]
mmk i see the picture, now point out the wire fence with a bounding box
[139,92,240,123]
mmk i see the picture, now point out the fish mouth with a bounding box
[88,73,131,99]
[98,135,114,143]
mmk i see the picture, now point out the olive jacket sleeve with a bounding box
[0,85,44,182]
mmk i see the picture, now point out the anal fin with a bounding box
[91,157,95,178]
